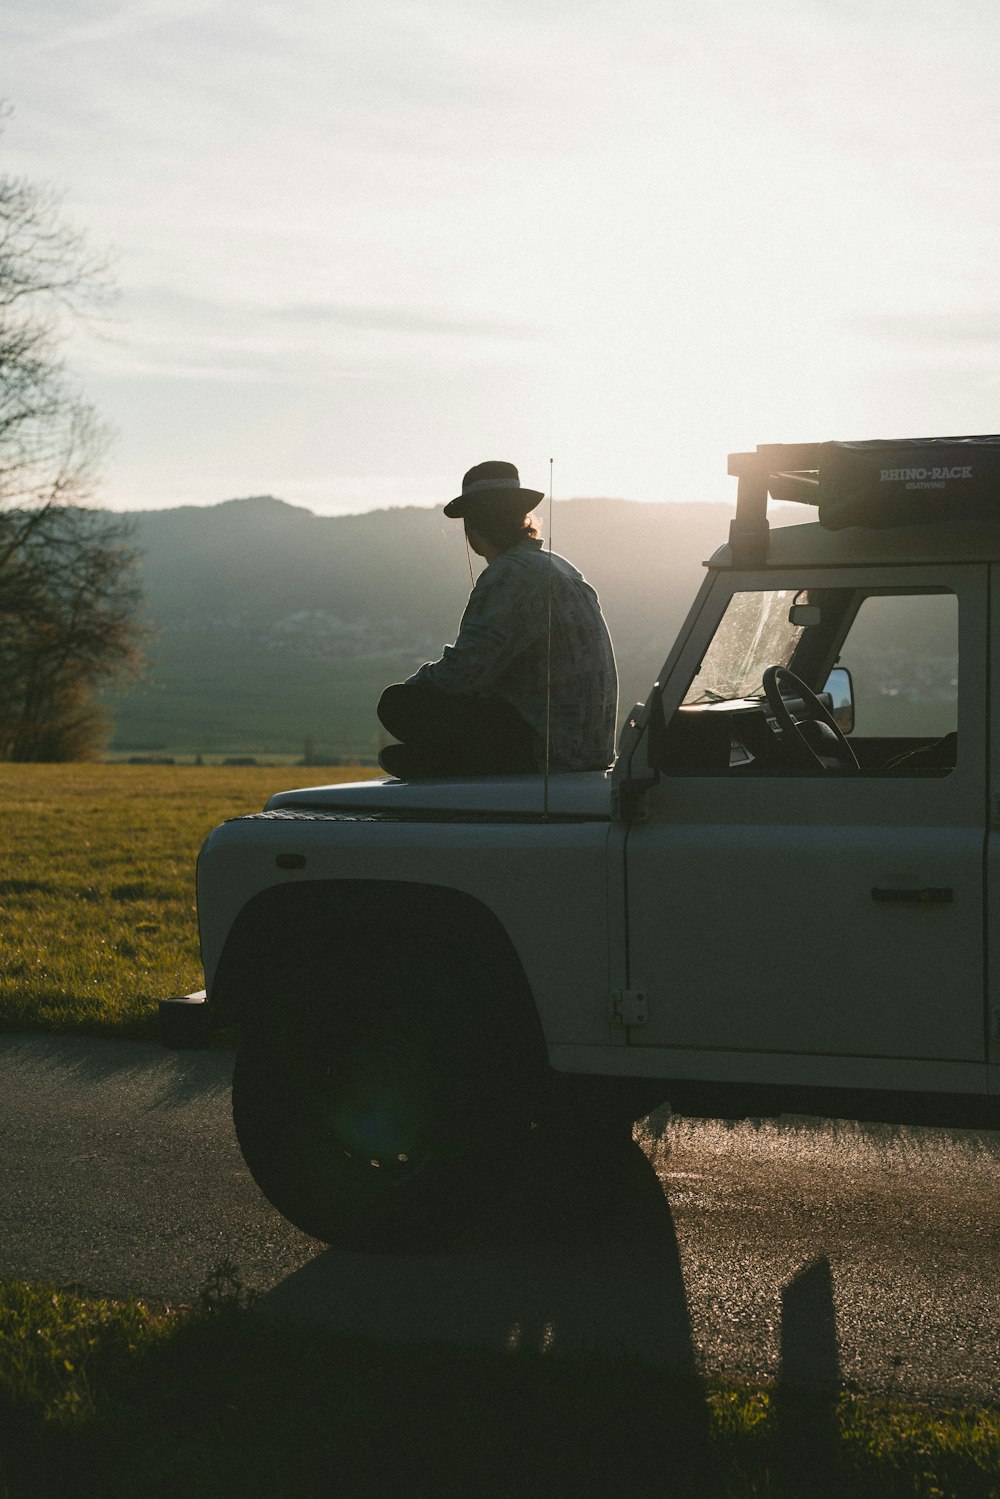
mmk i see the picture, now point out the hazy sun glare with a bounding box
[4,0,1000,512]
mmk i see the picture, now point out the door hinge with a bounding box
[610,989,648,1027]
[612,778,655,824]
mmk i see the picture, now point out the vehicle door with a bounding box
[622,564,987,1088]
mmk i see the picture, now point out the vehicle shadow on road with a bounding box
[255,1141,694,1362]
[0,1033,234,1109]
[255,1138,727,1493]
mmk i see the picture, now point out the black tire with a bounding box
[234,1015,501,1250]
[230,898,544,1251]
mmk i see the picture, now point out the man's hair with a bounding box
[466,498,540,551]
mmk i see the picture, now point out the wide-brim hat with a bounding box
[443,460,544,518]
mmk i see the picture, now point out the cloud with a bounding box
[69,283,549,390]
[269,301,545,340]
[118,285,547,342]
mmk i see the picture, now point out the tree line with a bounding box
[0,112,144,759]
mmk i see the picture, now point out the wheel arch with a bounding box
[209,877,548,1072]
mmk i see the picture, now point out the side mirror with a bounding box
[823,666,855,733]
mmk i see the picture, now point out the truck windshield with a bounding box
[683,589,805,703]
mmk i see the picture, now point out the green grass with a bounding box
[0,763,378,1039]
[108,642,404,759]
[1,1275,997,1499]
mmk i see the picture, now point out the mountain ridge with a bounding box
[108,494,739,758]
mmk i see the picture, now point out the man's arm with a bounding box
[406,557,545,696]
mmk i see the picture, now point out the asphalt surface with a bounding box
[1,1032,997,1406]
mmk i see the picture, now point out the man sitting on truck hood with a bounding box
[377,460,618,779]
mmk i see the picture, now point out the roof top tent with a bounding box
[727,435,1000,565]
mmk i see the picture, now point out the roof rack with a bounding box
[725,435,1000,565]
[726,443,822,566]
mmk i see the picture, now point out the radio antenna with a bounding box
[543,457,554,819]
[464,530,475,588]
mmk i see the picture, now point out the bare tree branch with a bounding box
[0,107,145,759]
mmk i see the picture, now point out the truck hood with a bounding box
[264,770,613,819]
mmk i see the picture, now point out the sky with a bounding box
[3,0,1000,515]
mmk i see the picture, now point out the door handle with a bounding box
[870,887,953,904]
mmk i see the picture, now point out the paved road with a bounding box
[1,1033,997,1406]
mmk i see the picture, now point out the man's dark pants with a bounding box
[377,681,536,778]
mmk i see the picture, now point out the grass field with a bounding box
[1,1275,998,1499]
[0,762,378,1039]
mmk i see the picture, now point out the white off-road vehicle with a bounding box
[190,437,1000,1248]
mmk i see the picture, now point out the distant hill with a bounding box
[108,495,739,759]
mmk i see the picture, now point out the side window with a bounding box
[657,584,959,778]
[841,592,957,741]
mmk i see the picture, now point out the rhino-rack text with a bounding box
[880,465,974,484]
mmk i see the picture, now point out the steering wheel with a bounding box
[762,665,860,774]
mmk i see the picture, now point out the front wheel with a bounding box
[233,1003,517,1251]
[228,900,548,1252]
